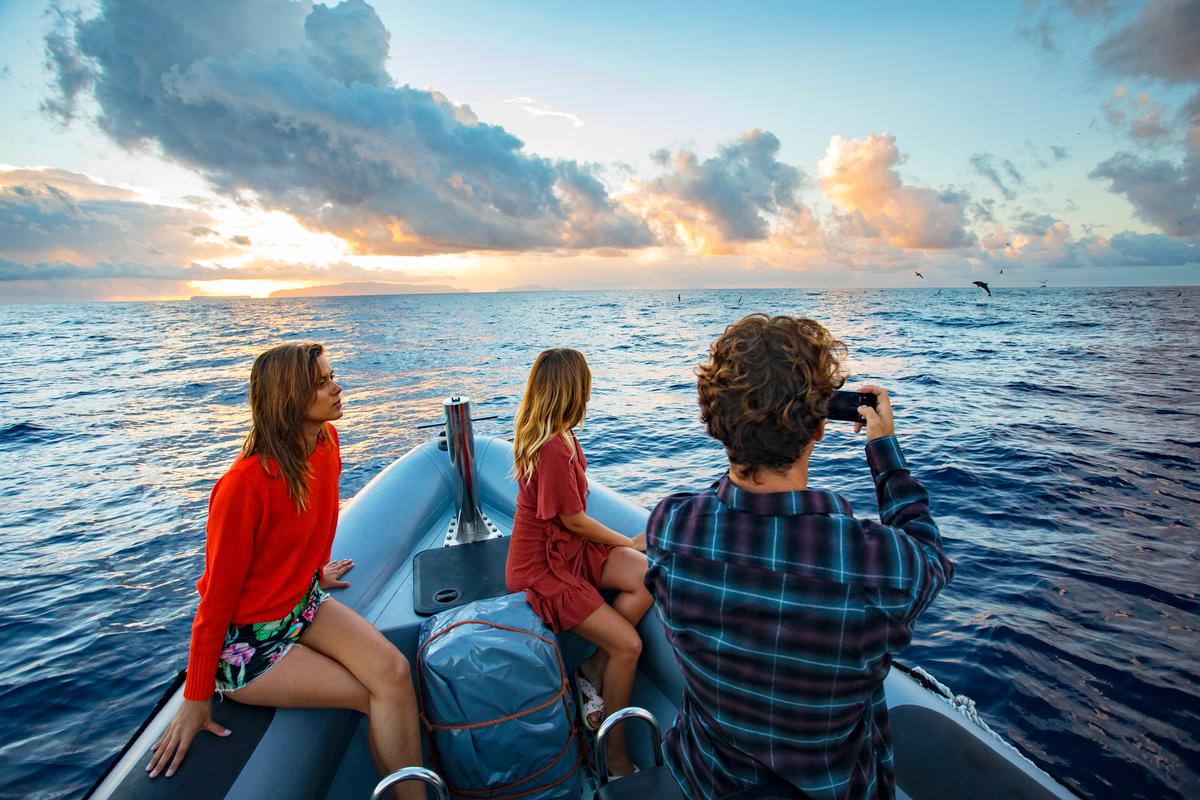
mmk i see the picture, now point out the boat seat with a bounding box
[594,766,683,800]
[593,707,806,800]
[596,769,804,800]
[90,672,277,800]
[412,536,511,615]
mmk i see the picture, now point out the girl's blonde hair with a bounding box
[512,348,591,481]
[241,342,326,511]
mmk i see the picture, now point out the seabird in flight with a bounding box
[915,271,925,279]
[973,280,992,297]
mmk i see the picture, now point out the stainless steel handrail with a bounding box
[370,766,449,800]
[595,705,664,785]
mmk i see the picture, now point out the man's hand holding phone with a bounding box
[853,385,895,441]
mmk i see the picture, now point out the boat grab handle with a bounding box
[415,414,498,429]
[595,706,665,785]
[370,766,450,800]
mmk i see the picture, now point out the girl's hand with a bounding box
[320,558,354,589]
[628,533,647,552]
[146,698,229,778]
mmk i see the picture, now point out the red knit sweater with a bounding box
[183,426,341,700]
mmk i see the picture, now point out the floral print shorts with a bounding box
[214,574,329,695]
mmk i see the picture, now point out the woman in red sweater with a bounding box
[505,348,652,778]
[146,343,422,799]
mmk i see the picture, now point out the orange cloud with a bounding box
[818,134,975,249]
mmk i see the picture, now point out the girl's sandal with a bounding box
[575,668,604,732]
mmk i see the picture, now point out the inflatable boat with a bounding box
[86,398,1077,800]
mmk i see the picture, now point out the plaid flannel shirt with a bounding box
[645,435,953,800]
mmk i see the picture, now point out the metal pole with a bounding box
[444,396,488,542]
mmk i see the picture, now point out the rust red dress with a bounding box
[506,432,613,632]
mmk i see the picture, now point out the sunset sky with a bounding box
[1,0,1198,302]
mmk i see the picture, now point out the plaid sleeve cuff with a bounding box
[866,435,907,476]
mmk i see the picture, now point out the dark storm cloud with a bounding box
[42,0,653,255]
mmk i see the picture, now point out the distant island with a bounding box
[497,284,558,293]
[268,282,467,298]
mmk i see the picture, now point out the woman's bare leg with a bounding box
[299,599,424,799]
[570,603,642,776]
[228,599,423,800]
[579,547,652,696]
[225,641,369,712]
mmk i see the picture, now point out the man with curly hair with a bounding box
[645,314,954,800]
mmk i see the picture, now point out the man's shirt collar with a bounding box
[713,474,853,517]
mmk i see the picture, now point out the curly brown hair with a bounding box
[698,314,847,481]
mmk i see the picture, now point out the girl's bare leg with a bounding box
[579,547,652,694]
[570,603,642,776]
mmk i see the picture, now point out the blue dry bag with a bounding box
[416,593,581,800]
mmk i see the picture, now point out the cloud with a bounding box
[1093,0,1200,84]
[1018,0,1119,54]
[229,235,252,246]
[43,0,650,256]
[503,97,585,127]
[0,167,138,201]
[1102,85,1173,144]
[1015,212,1062,236]
[0,256,453,283]
[40,4,92,123]
[1051,145,1071,161]
[1106,230,1200,263]
[975,209,1200,270]
[1089,151,1200,234]
[0,168,236,266]
[970,153,1025,200]
[627,129,815,254]
[3,277,198,303]
[1024,0,1200,239]
[818,134,975,249]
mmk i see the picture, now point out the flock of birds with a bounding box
[912,270,1045,297]
[912,242,1056,298]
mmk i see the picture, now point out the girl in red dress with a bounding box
[505,348,652,778]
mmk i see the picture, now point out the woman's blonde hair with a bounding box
[241,342,326,511]
[512,348,591,481]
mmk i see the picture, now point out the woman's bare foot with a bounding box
[579,650,606,693]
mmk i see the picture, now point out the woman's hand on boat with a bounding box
[320,558,354,589]
[628,533,647,552]
[146,698,229,778]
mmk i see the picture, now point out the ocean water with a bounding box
[0,288,1197,799]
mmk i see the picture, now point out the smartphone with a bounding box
[827,391,877,424]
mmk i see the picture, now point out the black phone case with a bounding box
[827,391,876,423]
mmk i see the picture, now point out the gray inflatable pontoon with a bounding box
[87,399,1077,800]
